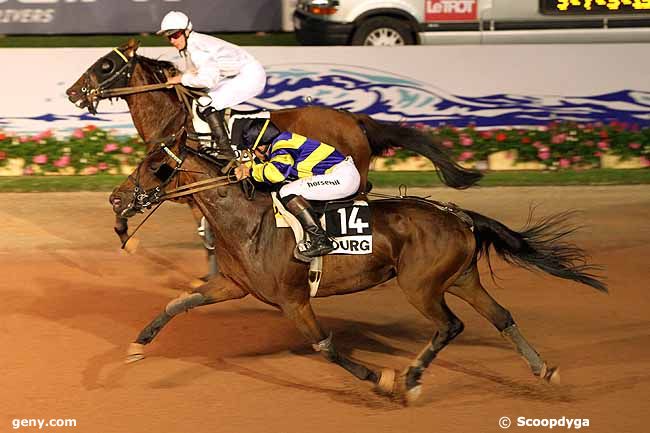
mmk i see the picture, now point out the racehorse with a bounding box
[108,135,606,403]
[66,38,482,278]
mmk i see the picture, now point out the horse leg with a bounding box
[188,203,219,284]
[448,266,560,384]
[398,294,465,404]
[281,300,381,386]
[126,274,247,363]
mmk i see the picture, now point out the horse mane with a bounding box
[135,54,179,79]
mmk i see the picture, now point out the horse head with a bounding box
[66,39,142,114]
[109,134,237,218]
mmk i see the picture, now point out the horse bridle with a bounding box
[80,48,137,114]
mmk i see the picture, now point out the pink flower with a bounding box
[0,151,6,161]
[458,151,474,161]
[53,155,71,168]
[121,146,133,154]
[480,131,493,139]
[584,140,595,147]
[597,141,610,150]
[641,156,650,167]
[558,158,571,168]
[32,130,53,141]
[72,128,84,139]
[599,130,609,139]
[32,154,48,165]
[82,166,99,175]
[442,139,454,148]
[551,134,567,145]
[628,142,641,150]
[459,135,473,147]
[538,151,551,161]
[571,155,582,163]
[594,151,603,157]
[97,162,109,171]
[104,143,119,153]
[23,166,35,176]
[19,136,31,143]
[532,141,543,149]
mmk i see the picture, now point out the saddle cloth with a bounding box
[271,192,373,297]
[271,192,373,256]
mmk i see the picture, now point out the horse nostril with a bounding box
[111,197,122,207]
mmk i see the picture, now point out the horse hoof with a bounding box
[125,343,145,364]
[123,237,140,254]
[405,384,423,405]
[544,366,561,385]
[376,368,396,395]
[189,279,205,290]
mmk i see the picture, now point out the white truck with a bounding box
[294,0,650,45]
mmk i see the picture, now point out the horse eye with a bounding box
[100,61,113,73]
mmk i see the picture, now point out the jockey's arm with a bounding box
[180,52,221,89]
[249,151,295,184]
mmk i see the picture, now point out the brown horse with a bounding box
[109,137,606,403]
[66,38,482,278]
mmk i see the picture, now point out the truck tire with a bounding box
[351,16,415,46]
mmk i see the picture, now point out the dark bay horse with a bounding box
[66,38,482,278]
[109,138,606,403]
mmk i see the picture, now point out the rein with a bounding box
[99,83,208,115]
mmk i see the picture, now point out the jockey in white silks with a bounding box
[158,10,267,156]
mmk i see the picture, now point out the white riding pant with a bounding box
[208,62,267,110]
[279,157,361,201]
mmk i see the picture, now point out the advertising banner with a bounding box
[0,0,283,34]
[1,44,649,136]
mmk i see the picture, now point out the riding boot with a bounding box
[203,107,235,159]
[283,195,334,261]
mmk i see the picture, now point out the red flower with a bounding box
[0,151,6,160]
[495,132,508,142]
[84,124,98,131]
[521,136,532,144]
[480,131,493,139]
[599,130,609,139]
[0,132,7,140]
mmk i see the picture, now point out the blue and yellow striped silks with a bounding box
[250,132,345,184]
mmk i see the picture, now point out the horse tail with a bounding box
[465,209,607,292]
[353,114,482,189]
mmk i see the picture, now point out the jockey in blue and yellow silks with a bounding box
[235,119,361,261]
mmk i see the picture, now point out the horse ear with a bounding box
[123,38,140,58]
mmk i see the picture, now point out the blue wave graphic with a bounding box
[2,64,649,135]
[252,64,650,128]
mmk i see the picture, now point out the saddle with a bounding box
[272,192,374,298]
[192,102,269,157]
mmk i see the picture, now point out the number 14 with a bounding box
[337,207,369,235]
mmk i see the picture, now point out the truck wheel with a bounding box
[351,17,415,46]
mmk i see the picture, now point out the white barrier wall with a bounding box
[1,44,649,136]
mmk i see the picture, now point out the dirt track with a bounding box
[1,186,649,433]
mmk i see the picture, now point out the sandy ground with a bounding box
[0,185,649,433]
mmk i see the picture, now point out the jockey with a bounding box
[158,10,267,156]
[235,119,361,260]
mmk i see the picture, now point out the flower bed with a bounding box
[378,121,650,171]
[1,121,649,176]
[0,126,145,176]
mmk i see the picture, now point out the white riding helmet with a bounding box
[157,11,193,35]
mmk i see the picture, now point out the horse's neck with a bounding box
[185,160,272,248]
[124,63,187,143]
